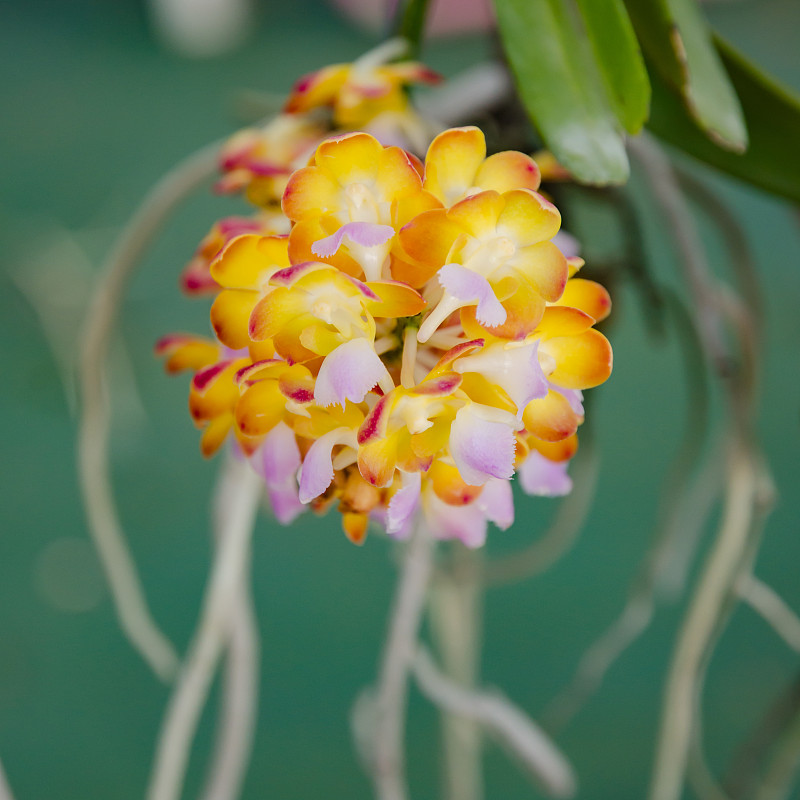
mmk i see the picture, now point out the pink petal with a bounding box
[266,484,306,524]
[449,405,516,486]
[477,478,514,529]
[424,491,488,548]
[311,222,395,257]
[438,263,506,327]
[315,338,392,408]
[259,422,301,486]
[298,427,346,503]
[518,451,573,497]
[386,471,422,536]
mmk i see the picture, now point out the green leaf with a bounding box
[625,0,747,151]
[647,37,800,203]
[493,0,629,185]
[574,0,650,134]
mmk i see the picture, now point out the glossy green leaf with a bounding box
[625,0,747,151]
[575,0,650,134]
[647,37,800,203]
[493,0,629,185]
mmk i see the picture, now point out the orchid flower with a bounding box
[158,63,612,546]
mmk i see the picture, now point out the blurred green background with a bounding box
[1,0,799,797]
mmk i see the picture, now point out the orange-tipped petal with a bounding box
[496,189,561,246]
[377,145,424,199]
[509,241,568,302]
[398,208,462,274]
[522,390,581,442]
[392,189,442,229]
[365,281,426,318]
[284,65,348,113]
[541,329,613,389]
[210,234,290,289]
[342,512,368,545]
[189,360,243,422]
[447,191,504,240]
[528,433,578,462]
[200,414,234,458]
[424,126,486,206]
[235,379,286,436]
[553,278,612,322]
[358,437,398,488]
[429,461,483,506]
[535,306,596,338]
[475,151,541,194]
[282,166,341,222]
[155,335,219,373]
[210,290,259,349]
[248,287,307,342]
[315,132,384,186]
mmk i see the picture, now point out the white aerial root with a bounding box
[199,459,262,800]
[737,575,800,655]
[77,140,220,680]
[648,442,757,800]
[429,547,484,800]
[146,459,262,800]
[412,648,576,798]
[371,520,435,800]
[0,757,16,800]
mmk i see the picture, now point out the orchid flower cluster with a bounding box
[157,48,613,547]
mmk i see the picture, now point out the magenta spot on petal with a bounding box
[192,360,233,393]
[415,373,461,396]
[270,261,321,286]
[292,73,315,95]
[154,334,191,354]
[235,359,282,385]
[358,393,390,445]
[345,275,380,301]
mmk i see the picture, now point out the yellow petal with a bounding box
[210,290,259,349]
[475,150,541,194]
[235,379,285,436]
[552,278,612,322]
[200,413,234,458]
[364,281,426,318]
[541,329,613,389]
[429,460,483,505]
[446,190,504,240]
[314,132,384,186]
[282,165,341,222]
[423,126,486,205]
[522,390,581,442]
[496,189,561,246]
[342,512,368,545]
[210,234,290,289]
[508,241,568,302]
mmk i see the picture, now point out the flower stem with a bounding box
[373,520,435,800]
